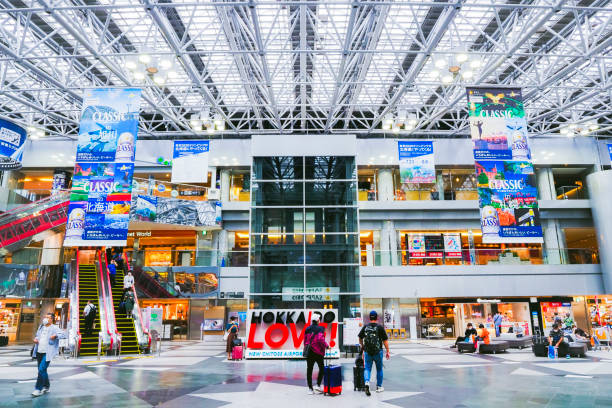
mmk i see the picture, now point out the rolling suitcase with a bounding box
[353,366,365,391]
[532,343,547,357]
[323,357,342,395]
[232,345,243,360]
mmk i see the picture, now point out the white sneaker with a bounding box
[308,388,315,395]
[42,387,49,394]
[376,386,385,393]
[31,389,43,397]
[314,385,323,393]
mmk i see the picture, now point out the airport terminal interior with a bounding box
[0,0,610,407]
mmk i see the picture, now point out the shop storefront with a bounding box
[0,300,21,343]
[587,296,612,327]
[419,298,456,339]
[457,300,533,336]
[140,298,189,340]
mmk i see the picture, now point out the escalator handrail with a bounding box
[123,252,151,349]
[96,250,114,350]
[0,190,69,221]
[101,250,121,350]
[74,250,82,354]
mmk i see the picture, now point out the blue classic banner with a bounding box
[467,87,542,243]
[0,119,27,169]
[608,144,612,162]
[398,141,435,184]
[171,140,210,183]
[64,88,141,247]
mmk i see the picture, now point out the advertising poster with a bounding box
[65,88,141,247]
[408,234,425,258]
[0,118,27,169]
[52,171,69,194]
[398,141,435,183]
[172,140,210,183]
[246,309,339,358]
[467,87,542,243]
[424,235,444,258]
[608,144,612,162]
[75,88,141,162]
[444,233,462,258]
[154,197,220,227]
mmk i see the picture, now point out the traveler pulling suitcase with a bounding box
[323,356,342,395]
[232,344,244,360]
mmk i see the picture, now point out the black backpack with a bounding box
[363,325,381,356]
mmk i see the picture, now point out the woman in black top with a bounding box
[452,323,478,347]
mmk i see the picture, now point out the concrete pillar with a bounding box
[220,169,231,202]
[586,170,612,293]
[542,219,566,265]
[380,222,391,266]
[377,169,394,201]
[40,232,62,265]
[536,167,555,200]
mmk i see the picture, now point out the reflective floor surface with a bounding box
[1,340,612,407]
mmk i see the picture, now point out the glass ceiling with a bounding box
[0,0,609,139]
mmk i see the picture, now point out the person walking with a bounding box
[493,311,503,337]
[123,271,134,294]
[31,313,65,397]
[225,316,239,360]
[358,311,390,396]
[108,260,117,288]
[304,315,328,394]
[83,300,96,337]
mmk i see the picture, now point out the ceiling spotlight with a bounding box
[382,114,394,130]
[158,57,173,70]
[392,124,401,134]
[579,128,589,136]
[27,125,36,133]
[34,129,45,138]
[133,71,145,81]
[569,124,577,130]
[560,127,570,136]
[434,58,446,69]
[138,53,152,64]
[125,57,138,71]
[153,75,166,85]
[469,59,482,69]
[456,52,468,63]
[441,74,453,84]
[430,69,441,79]
[190,117,202,131]
[462,70,474,80]
[588,121,599,130]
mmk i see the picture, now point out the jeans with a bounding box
[306,352,324,389]
[35,353,51,391]
[364,350,383,387]
[495,325,501,337]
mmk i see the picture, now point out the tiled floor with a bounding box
[1,340,612,407]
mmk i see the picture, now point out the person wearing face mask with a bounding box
[31,313,65,397]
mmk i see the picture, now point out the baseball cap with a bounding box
[312,314,320,322]
[369,310,378,320]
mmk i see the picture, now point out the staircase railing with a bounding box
[96,250,116,352]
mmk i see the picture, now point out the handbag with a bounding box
[223,332,229,341]
[303,333,311,358]
[30,345,36,359]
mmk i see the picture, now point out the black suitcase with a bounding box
[353,366,365,391]
[532,343,547,357]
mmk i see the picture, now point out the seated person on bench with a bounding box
[452,323,477,348]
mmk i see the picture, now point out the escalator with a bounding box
[110,266,140,354]
[77,264,100,356]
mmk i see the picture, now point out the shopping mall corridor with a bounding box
[1,340,612,407]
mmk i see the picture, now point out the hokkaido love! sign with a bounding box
[245,309,340,359]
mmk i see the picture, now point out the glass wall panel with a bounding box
[250,295,304,310]
[253,157,303,180]
[250,241,304,265]
[305,266,359,292]
[251,208,304,234]
[250,266,304,294]
[304,208,358,234]
[251,181,303,206]
[304,181,356,206]
[306,234,360,264]
[304,156,356,180]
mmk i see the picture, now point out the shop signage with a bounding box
[171,140,210,183]
[466,87,542,243]
[246,309,340,359]
[64,88,141,247]
[477,298,501,303]
[443,233,462,258]
[281,287,340,301]
[0,118,27,170]
[408,234,426,258]
[398,141,435,184]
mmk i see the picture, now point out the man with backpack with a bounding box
[358,310,390,396]
[83,300,96,337]
[304,314,328,394]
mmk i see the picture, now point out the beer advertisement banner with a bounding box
[607,144,612,162]
[467,87,542,243]
[398,141,435,183]
[64,88,141,247]
[171,140,209,183]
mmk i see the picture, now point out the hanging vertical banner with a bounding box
[64,88,141,247]
[0,119,27,170]
[398,141,435,183]
[171,140,210,183]
[607,144,612,162]
[467,87,542,243]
